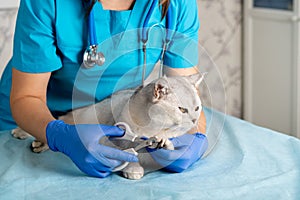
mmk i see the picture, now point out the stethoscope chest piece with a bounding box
[83,45,105,69]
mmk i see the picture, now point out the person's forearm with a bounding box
[10,69,54,143]
[10,97,55,143]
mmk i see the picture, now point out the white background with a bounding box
[0,0,19,8]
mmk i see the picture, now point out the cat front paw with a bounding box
[122,162,144,180]
[11,127,31,140]
[31,140,49,153]
[153,137,174,150]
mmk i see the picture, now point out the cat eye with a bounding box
[195,106,199,111]
[178,107,188,113]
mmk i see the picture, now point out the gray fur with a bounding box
[12,73,205,179]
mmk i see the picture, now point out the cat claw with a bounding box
[31,140,49,153]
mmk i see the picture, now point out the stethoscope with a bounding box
[83,5,105,68]
[82,0,173,86]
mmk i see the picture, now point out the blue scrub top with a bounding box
[0,0,200,130]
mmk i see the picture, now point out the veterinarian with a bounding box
[0,0,208,178]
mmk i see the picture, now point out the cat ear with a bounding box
[189,72,207,88]
[153,78,169,102]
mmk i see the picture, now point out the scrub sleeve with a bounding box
[163,0,200,68]
[12,0,62,73]
[0,0,61,130]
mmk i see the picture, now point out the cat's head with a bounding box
[122,73,206,138]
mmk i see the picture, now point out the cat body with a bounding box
[62,74,203,139]
[12,73,205,179]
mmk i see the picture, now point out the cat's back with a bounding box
[60,89,135,125]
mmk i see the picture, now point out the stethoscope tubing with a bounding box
[142,0,173,43]
[84,0,174,73]
[88,7,97,46]
[88,0,173,50]
[142,0,158,43]
[166,3,173,43]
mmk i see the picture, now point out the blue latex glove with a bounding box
[46,120,138,178]
[147,133,208,173]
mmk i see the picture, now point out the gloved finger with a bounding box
[89,153,130,171]
[89,159,117,177]
[149,146,201,170]
[169,134,196,147]
[87,150,124,169]
[73,157,112,178]
[86,165,111,178]
[147,148,181,168]
[162,134,208,160]
[104,147,139,163]
[99,125,125,137]
[170,133,206,147]
[93,171,111,178]
[148,146,187,161]
[99,145,139,163]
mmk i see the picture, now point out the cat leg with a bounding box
[11,127,31,139]
[31,140,49,153]
[11,127,49,153]
[122,162,144,180]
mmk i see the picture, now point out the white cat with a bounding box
[12,73,205,179]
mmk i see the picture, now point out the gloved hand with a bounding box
[46,120,138,178]
[147,133,208,173]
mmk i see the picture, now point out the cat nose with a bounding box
[192,119,196,124]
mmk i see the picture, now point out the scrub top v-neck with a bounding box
[0,0,200,130]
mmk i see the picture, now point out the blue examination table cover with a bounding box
[1,107,300,200]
